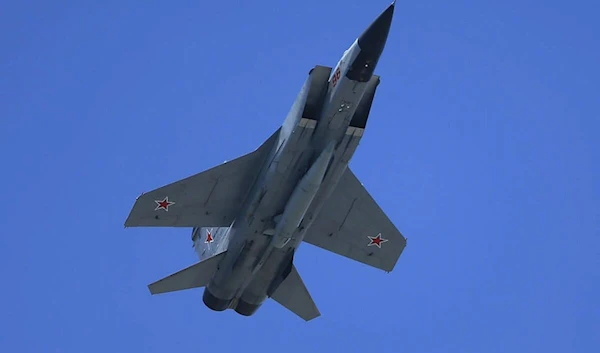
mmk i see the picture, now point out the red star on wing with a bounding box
[367,233,388,248]
[205,230,214,243]
[154,197,175,211]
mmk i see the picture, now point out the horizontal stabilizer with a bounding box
[148,251,226,295]
[270,265,320,321]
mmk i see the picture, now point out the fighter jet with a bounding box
[124,2,406,321]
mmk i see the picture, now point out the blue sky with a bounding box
[1,0,598,352]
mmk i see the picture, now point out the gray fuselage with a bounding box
[203,40,377,315]
[201,3,396,315]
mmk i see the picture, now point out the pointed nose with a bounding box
[346,3,395,82]
[358,3,395,55]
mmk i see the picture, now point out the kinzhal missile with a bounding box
[271,141,336,248]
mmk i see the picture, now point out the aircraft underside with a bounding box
[124,2,407,321]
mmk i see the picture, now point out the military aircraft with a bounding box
[124,1,406,321]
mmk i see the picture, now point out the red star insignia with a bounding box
[154,197,175,211]
[367,233,388,248]
[205,230,214,243]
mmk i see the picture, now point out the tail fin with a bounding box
[148,251,226,295]
[192,226,232,261]
[270,265,321,321]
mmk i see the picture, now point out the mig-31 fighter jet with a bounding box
[125,1,406,321]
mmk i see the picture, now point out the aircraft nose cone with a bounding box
[346,3,395,82]
[357,3,395,55]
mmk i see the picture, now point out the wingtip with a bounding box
[123,217,134,228]
[304,311,322,322]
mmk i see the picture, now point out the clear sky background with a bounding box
[1,1,598,352]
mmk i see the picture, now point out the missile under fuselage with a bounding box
[270,140,336,249]
[231,3,396,280]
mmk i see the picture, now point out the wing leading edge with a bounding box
[303,167,406,272]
